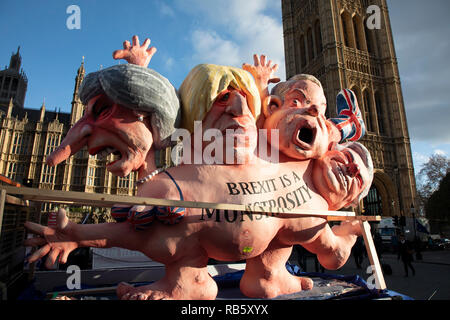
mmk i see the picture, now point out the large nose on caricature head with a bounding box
[306,104,319,117]
[225,92,249,117]
[46,116,93,166]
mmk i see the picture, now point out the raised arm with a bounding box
[112,35,157,68]
[243,54,280,111]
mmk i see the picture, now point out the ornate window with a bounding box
[375,92,386,135]
[300,34,307,67]
[307,27,315,61]
[314,20,323,54]
[118,175,130,189]
[363,185,383,216]
[41,164,55,184]
[363,90,374,132]
[7,162,25,183]
[72,165,84,186]
[87,167,95,186]
[341,12,351,47]
[45,134,61,155]
[12,132,23,154]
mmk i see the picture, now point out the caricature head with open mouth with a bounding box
[263,74,331,160]
[46,64,180,177]
[313,142,374,210]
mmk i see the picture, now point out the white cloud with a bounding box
[165,57,174,70]
[159,2,175,17]
[413,151,429,165]
[191,30,241,66]
[434,149,447,156]
[176,0,286,80]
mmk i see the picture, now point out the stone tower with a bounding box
[70,58,86,125]
[281,0,417,217]
[0,47,28,110]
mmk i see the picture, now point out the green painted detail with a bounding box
[242,246,253,253]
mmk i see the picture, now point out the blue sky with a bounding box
[1,0,449,175]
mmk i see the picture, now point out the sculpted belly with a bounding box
[137,162,329,263]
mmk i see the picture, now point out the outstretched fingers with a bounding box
[24,221,46,236]
[132,35,140,47]
[28,244,50,263]
[46,248,61,269]
[24,236,47,247]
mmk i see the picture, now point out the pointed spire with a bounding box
[7,97,13,117]
[39,98,45,122]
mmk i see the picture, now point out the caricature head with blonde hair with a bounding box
[179,64,261,133]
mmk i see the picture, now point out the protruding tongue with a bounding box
[46,117,92,166]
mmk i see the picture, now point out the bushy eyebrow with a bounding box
[287,88,307,98]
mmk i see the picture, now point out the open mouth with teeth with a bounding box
[332,162,349,191]
[293,120,317,150]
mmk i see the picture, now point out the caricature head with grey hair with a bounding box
[312,141,374,210]
[79,64,180,149]
[46,64,181,178]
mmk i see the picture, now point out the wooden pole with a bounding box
[2,185,361,220]
[360,220,386,290]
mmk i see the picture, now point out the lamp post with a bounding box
[411,204,416,240]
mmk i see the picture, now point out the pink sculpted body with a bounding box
[24,36,372,300]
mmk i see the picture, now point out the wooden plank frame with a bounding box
[1,186,386,293]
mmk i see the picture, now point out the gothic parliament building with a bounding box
[0,49,171,214]
[0,0,417,218]
[281,0,417,217]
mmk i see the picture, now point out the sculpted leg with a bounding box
[116,249,218,300]
[240,239,313,299]
[299,220,362,270]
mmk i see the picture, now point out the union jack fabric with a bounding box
[330,89,366,143]
[111,205,131,222]
[127,206,158,231]
[110,204,185,230]
[110,171,185,230]
[155,206,186,225]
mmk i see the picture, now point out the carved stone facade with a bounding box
[0,50,173,214]
[281,0,417,217]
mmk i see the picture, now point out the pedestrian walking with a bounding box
[397,234,415,277]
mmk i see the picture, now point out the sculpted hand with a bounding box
[332,220,363,237]
[113,35,157,68]
[24,208,79,268]
[242,54,280,90]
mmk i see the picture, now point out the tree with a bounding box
[425,172,450,221]
[416,154,450,217]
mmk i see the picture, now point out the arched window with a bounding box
[364,19,375,55]
[363,185,383,216]
[352,16,361,50]
[307,27,315,61]
[363,90,373,132]
[300,34,307,67]
[315,20,323,54]
[341,11,355,48]
[374,92,386,135]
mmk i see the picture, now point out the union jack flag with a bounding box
[111,205,131,222]
[127,206,157,230]
[330,89,366,143]
[156,206,185,225]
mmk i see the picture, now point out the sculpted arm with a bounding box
[243,54,280,113]
[24,208,144,268]
[112,35,157,68]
